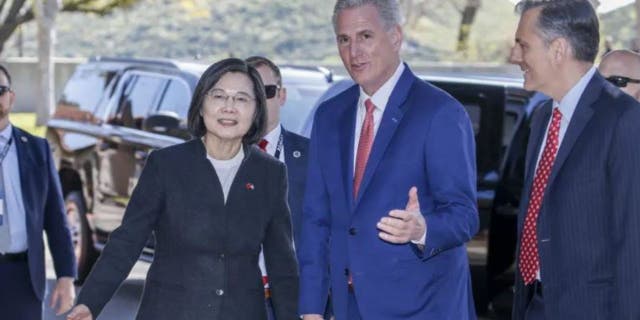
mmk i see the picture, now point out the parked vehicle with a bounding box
[304,75,548,317]
[46,57,332,282]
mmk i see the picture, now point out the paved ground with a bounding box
[43,249,501,320]
[43,249,149,320]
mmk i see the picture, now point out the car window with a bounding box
[119,75,166,128]
[281,84,328,135]
[58,67,116,113]
[462,103,482,137]
[157,79,191,120]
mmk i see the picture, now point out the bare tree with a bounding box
[34,0,60,125]
[0,0,140,54]
[635,0,640,52]
[456,0,481,54]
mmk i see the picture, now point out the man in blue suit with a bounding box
[0,65,76,319]
[247,56,312,319]
[297,1,479,319]
[509,1,640,319]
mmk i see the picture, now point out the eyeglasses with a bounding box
[606,76,640,88]
[264,84,280,99]
[0,85,12,96]
[206,88,255,108]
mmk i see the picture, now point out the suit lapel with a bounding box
[338,88,359,210]
[545,74,601,192]
[281,128,300,165]
[13,128,37,232]
[354,66,414,206]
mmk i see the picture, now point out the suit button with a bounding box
[218,253,225,259]
[216,289,224,296]
[349,227,357,235]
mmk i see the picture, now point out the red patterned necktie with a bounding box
[519,107,563,285]
[258,139,268,152]
[353,98,375,198]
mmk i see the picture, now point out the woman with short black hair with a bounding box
[68,58,298,320]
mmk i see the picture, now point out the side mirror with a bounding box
[143,111,190,139]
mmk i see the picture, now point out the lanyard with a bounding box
[273,133,283,160]
[0,137,12,164]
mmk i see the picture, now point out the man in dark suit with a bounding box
[0,64,76,319]
[298,1,478,319]
[509,2,640,319]
[599,49,640,101]
[246,56,312,320]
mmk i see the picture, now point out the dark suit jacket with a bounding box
[298,64,478,320]
[513,72,640,319]
[281,128,309,245]
[12,126,76,301]
[77,139,298,320]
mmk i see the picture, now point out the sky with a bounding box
[507,0,634,13]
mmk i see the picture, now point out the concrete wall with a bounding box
[3,57,85,113]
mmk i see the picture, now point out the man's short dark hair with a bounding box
[245,56,282,86]
[516,0,600,63]
[0,64,12,85]
[187,58,267,144]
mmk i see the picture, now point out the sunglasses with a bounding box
[0,85,11,96]
[264,84,280,99]
[606,76,640,88]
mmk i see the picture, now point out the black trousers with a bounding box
[524,281,545,320]
[0,259,42,320]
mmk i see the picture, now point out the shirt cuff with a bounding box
[411,229,427,246]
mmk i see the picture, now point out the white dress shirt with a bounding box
[352,62,405,168]
[1,124,28,253]
[351,63,426,245]
[533,66,597,280]
[262,125,285,163]
[258,124,288,282]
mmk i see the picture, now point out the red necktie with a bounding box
[258,139,268,152]
[353,98,375,198]
[519,107,562,285]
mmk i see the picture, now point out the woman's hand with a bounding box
[66,304,93,320]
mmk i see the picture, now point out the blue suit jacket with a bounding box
[281,128,309,245]
[513,72,640,319]
[298,65,479,320]
[12,126,76,301]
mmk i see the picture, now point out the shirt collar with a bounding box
[262,124,282,146]
[0,123,13,143]
[555,66,597,120]
[359,62,405,112]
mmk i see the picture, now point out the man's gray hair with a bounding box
[332,0,403,31]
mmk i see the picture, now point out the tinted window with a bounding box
[462,103,482,137]
[119,75,166,128]
[157,80,191,120]
[58,67,115,112]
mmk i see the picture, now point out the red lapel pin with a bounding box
[245,183,255,190]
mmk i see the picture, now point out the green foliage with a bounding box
[2,0,636,63]
[11,113,45,137]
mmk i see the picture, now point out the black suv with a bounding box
[46,57,333,282]
[305,74,547,317]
